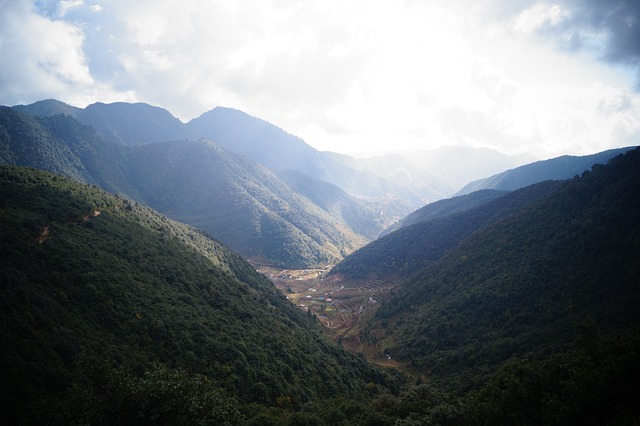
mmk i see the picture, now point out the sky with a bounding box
[1,0,639,159]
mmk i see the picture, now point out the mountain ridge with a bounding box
[0,165,392,423]
[0,107,368,266]
[456,146,634,195]
[372,147,640,391]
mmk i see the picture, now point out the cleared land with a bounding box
[257,265,403,367]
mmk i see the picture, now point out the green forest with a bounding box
[0,166,394,424]
[1,99,639,424]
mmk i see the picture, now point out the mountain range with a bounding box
[383,148,640,383]
[0,165,392,423]
[2,97,639,424]
[456,146,634,195]
[2,104,383,267]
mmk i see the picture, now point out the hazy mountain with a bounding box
[330,181,562,281]
[14,99,195,146]
[0,107,367,267]
[12,98,82,118]
[0,107,133,196]
[126,139,367,267]
[188,107,449,213]
[323,151,455,205]
[187,106,314,171]
[0,166,389,423]
[277,169,384,239]
[373,147,640,393]
[16,100,450,221]
[394,145,535,190]
[78,102,196,145]
[380,189,508,236]
[456,146,634,195]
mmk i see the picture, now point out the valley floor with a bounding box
[257,265,403,368]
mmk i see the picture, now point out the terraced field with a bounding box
[257,265,402,366]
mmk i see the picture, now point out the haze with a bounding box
[1,0,639,159]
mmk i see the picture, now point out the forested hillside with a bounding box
[126,139,367,267]
[0,107,372,267]
[456,146,633,195]
[380,189,507,236]
[15,99,195,145]
[330,181,562,280]
[370,148,640,397]
[0,107,130,194]
[0,166,392,424]
[278,169,384,240]
[188,107,448,210]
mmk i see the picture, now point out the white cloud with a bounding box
[58,0,84,17]
[512,2,569,33]
[0,2,91,98]
[0,0,638,159]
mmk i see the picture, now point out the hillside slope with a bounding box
[278,169,384,240]
[127,139,367,267]
[0,166,389,423]
[0,107,133,195]
[188,107,447,212]
[380,189,508,237]
[330,181,561,281]
[456,146,634,195]
[0,107,368,267]
[374,148,640,391]
[14,99,195,146]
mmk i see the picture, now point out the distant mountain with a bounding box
[380,189,508,236]
[188,107,449,212]
[330,181,562,281]
[395,146,535,190]
[126,139,367,267]
[0,166,389,423]
[0,107,368,267]
[14,99,195,146]
[456,146,634,195]
[372,147,640,393]
[323,151,455,206]
[79,101,195,145]
[277,169,384,240]
[187,106,314,171]
[0,107,133,195]
[12,98,82,118]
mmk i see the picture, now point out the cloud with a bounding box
[0,1,92,100]
[58,0,84,17]
[0,0,637,159]
[0,0,134,106]
[509,0,640,84]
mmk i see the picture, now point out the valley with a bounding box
[1,98,639,424]
[258,264,403,368]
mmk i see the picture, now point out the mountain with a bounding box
[0,107,369,267]
[330,181,561,281]
[126,139,367,267]
[380,189,508,236]
[0,106,133,196]
[370,147,640,396]
[78,101,195,145]
[0,165,391,424]
[395,146,536,190]
[277,169,384,240]
[15,99,195,146]
[187,107,449,213]
[456,146,634,195]
[12,98,82,118]
[323,151,455,208]
[187,106,314,172]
